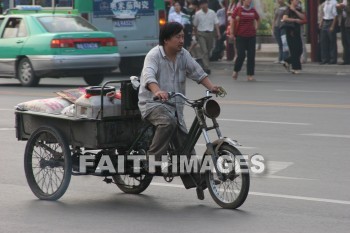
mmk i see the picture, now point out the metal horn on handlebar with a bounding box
[203,99,221,119]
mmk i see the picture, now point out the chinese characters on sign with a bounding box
[93,0,154,18]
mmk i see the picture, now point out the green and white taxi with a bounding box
[0,6,120,86]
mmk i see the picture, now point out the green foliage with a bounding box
[256,0,275,36]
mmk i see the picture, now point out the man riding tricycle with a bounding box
[15,22,250,209]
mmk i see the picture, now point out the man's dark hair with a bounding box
[199,0,208,5]
[159,22,184,46]
[192,0,200,7]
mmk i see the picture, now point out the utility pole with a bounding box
[308,0,319,62]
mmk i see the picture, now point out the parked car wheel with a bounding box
[83,75,104,86]
[17,58,40,87]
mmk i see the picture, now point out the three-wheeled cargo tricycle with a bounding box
[15,80,250,209]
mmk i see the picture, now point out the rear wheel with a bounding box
[84,75,104,86]
[24,126,72,200]
[205,144,250,209]
[112,174,153,194]
[17,58,40,87]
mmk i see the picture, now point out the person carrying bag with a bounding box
[281,0,306,74]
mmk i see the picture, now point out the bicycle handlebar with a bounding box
[153,92,211,106]
[152,87,226,102]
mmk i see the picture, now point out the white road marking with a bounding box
[266,161,294,175]
[151,183,350,205]
[253,175,316,181]
[0,128,15,131]
[196,143,256,150]
[249,192,350,205]
[275,89,343,94]
[301,133,350,139]
[218,118,310,126]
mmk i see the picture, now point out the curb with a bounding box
[210,59,350,75]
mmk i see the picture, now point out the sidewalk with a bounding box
[211,42,350,75]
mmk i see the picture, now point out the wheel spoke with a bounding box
[207,147,249,207]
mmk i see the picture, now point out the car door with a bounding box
[0,17,29,76]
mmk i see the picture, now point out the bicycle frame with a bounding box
[181,102,224,179]
[125,92,225,179]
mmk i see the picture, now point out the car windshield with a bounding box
[37,16,98,33]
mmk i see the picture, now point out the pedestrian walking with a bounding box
[168,0,191,49]
[281,0,306,74]
[272,0,289,64]
[193,0,221,74]
[229,0,260,82]
[226,0,242,61]
[337,0,350,64]
[210,0,227,61]
[320,0,338,64]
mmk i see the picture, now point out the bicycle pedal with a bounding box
[196,187,205,200]
[103,177,113,184]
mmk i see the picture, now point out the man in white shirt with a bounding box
[320,0,338,64]
[337,0,350,64]
[193,0,221,74]
[168,1,190,26]
[168,1,191,49]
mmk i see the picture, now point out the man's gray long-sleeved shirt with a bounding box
[138,45,207,132]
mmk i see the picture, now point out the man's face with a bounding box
[174,2,181,12]
[164,30,184,52]
[200,3,208,11]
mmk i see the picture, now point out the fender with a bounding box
[204,137,241,155]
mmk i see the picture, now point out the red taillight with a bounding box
[100,38,117,47]
[51,39,75,48]
[51,38,117,48]
[159,10,166,27]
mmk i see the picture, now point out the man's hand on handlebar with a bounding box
[154,90,169,101]
[210,86,227,97]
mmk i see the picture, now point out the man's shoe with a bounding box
[291,69,301,74]
[339,62,350,65]
[196,187,205,200]
[283,62,290,72]
[319,61,328,65]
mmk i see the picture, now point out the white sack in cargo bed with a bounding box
[16,97,71,114]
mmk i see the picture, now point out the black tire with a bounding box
[205,144,250,209]
[112,174,153,194]
[119,57,144,76]
[17,58,40,87]
[24,126,72,200]
[83,75,104,86]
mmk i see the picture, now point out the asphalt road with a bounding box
[0,68,349,233]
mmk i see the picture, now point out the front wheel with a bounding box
[205,144,250,209]
[112,174,153,194]
[24,126,72,200]
[83,75,104,86]
[17,58,40,87]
